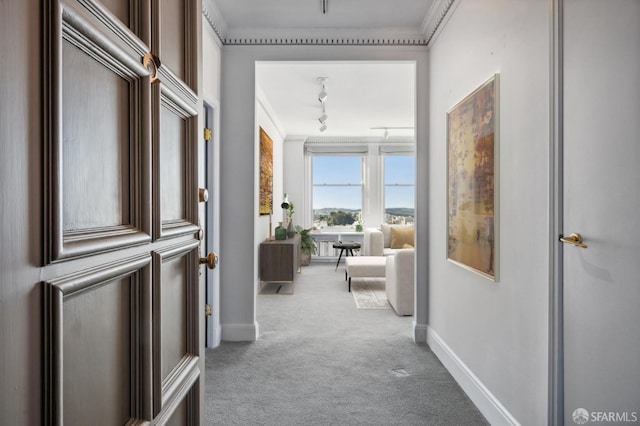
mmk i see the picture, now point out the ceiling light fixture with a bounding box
[317,77,329,132]
[371,126,415,140]
[318,77,328,103]
[318,89,327,103]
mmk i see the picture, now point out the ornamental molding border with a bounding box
[202,3,227,42]
[198,14,427,46]
[422,0,459,46]
[203,0,457,47]
[221,27,427,46]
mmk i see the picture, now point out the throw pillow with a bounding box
[381,224,413,248]
[402,243,414,249]
[390,226,414,249]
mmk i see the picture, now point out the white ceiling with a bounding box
[213,0,433,32]
[208,0,434,139]
[256,61,416,138]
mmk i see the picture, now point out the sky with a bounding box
[312,156,415,210]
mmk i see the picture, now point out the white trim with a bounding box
[213,324,222,347]
[222,27,427,46]
[202,1,228,41]
[221,322,259,341]
[412,321,428,343]
[423,0,461,48]
[427,327,521,426]
[256,83,287,140]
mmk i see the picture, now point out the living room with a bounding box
[254,61,417,312]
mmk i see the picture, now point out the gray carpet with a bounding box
[204,262,489,426]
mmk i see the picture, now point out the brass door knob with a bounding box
[199,252,218,269]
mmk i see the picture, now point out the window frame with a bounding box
[310,154,365,232]
[382,153,416,225]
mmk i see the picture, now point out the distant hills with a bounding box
[313,207,414,216]
[385,207,415,217]
[314,208,360,214]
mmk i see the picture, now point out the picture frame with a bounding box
[259,127,273,215]
[447,74,499,280]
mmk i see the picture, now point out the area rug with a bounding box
[351,278,391,310]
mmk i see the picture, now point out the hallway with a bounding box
[204,263,488,425]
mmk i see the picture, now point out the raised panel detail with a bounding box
[160,0,185,80]
[63,277,131,425]
[152,84,198,240]
[62,40,130,231]
[152,241,199,417]
[45,5,152,262]
[160,104,186,223]
[160,254,187,378]
[44,255,153,424]
[97,0,131,28]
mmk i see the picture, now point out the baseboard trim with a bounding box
[221,322,258,341]
[413,320,428,343]
[427,327,520,426]
[213,324,222,347]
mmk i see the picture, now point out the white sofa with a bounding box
[362,224,414,257]
[362,225,415,315]
[385,250,415,315]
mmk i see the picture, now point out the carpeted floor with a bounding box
[204,262,489,426]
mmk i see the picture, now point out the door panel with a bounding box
[563,0,640,422]
[159,0,186,81]
[50,4,151,261]
[62,40,130,230]
[153,84,199,240]
[44,255,153,423]
[43,0,202,424]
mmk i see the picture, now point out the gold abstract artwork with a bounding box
[447,75,498,280]
[259,127,273,215]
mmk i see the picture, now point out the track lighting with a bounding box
[317,77,329,132]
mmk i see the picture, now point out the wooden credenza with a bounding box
[259,234,300,284]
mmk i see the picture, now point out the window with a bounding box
[312,156,363,231]
[384,155,415,224]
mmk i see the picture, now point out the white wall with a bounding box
[282,137,307,228]
[220,46,429,342]
[427,0,549,424]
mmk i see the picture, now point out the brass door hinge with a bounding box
[203,128,212,141]
[205,304,213,317]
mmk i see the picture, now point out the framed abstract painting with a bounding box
[259,127,273,215]
[447,74,499,280]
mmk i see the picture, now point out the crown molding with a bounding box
[202,1,228,42]
[220,27,427,46]
[422,0,459,46]
[256,84,287,140]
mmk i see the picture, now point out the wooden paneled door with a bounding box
[41,0,205,424]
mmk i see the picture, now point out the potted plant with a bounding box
[295,225,317,266]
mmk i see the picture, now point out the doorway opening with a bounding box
[254,60,417,337]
